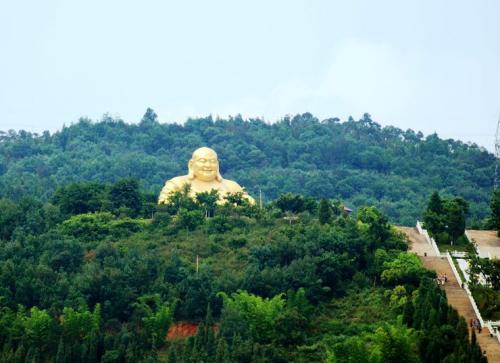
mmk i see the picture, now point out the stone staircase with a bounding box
[399,227,500,362]
[397,226,436,256]
[420,255,500,362]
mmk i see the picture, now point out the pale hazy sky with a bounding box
[1,1,499,150]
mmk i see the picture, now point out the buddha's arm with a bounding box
[158,179,181,204]
[243,191,256,205]
[225,180,256,205]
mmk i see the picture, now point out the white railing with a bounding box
[416,220,424,235]
[486,321,500,343]
[416,221,429,242]
[451,255,499,340]
[464,230,490,259]
[415,221,500,343]
[465,230,473,244]
[445,250,485,329]
[429,238,442,256]
[416,221,442,256]
[464,283,484,328]
[446,251,463,286]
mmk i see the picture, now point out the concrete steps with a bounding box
[399,227,500,362]
[397,226,436,256]
[420,255,500,362]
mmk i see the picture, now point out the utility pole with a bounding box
[196,255,199,276]
[495,116,500,189]
[259,188,263,209]
[283,214,298,225]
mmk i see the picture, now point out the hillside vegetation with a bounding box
[0,184,487,362]
[0,110,494,225]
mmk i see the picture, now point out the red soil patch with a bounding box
[167,322,199,339]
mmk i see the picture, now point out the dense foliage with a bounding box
[486,189,500,235]
[423,191,469,245]
[468,255,500,321]
[0,181,487,362]
[0,110,494,225]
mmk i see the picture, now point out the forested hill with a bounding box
[0,110,494,225]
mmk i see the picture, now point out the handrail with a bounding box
[416,220,424,235]
[486,321,500,343]
[444,251,484,328]
[464,282,484,328]
[464,230,490,259]
[464,230,473,244]
[415,221,499,343]
[416,221,442,256]
[446,251,463,286]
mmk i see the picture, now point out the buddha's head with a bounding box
[188,147,223,182]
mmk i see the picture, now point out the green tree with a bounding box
[428,191,443,214]
[423,191,445,235]
[318,198,332,224]
[275,193,317,214]
[489,189,500,234]
[381,253,430,286]
[444,198,468,242]
[132,294,175,349]
[163,184,197,214]
[166,348,177,363]
[175,208,204,231]
[108,178,142,217]
[372,323,418,363]
[195,190,219,217]
[330,336,372,363]
[54,338,66,363]
[0,199,21,240]
[218,290,285,344]
[358,206,391,251]
[59,212,114,241]
[214,337,230,363]
[140,107,159,128]
[24,307,57,359]
[52,182,106,217]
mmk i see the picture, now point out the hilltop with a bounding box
[0,111,494,224]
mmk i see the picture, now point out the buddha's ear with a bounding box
[188,159,195,180]
[215,163,223,181]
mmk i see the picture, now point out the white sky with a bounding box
[1,0,499,150]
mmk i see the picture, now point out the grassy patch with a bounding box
[436,242,469,253]
[471,285,500,320]
[315,288,396,340]
[451,257,466,283]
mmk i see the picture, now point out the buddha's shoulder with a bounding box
[164,175,190,188]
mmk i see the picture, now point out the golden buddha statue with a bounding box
[158,147,255,205]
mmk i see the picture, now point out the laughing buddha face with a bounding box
[188,147,222,182]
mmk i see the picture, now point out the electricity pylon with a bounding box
[495,117,500,189]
